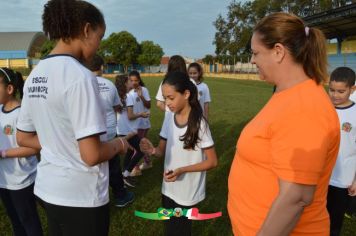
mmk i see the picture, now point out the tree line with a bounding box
[41,31,164,72]
[204,0,355,64]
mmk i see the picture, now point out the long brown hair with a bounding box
[162,72,204,150]
[115,75,128,107]
[254,12,327,84]
[167,55,187,75]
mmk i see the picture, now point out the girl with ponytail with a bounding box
[140,71,218,235]
[228,12,340,235]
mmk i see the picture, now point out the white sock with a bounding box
[123,170,130,177]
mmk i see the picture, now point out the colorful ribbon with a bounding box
[135,207,222,221]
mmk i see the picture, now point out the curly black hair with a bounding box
[42,0,105,41]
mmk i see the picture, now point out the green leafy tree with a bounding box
[137,40,164,71]
[99,31,140,72]
[202,54,215,64]
[213,0,353,61]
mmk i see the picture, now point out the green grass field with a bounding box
[1,77,355,235]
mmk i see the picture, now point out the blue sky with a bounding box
[0,0,234,58]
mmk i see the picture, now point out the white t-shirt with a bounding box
[96,76,120,141]
[197,82,211,113]
[330,102,356,188]
[128,87,151,129]
[17,54,108,207]
[126,91,140,130]
[159,112,214,206]
[116,94,136,136]
[0,105,37,190]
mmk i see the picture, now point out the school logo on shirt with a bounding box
[136,97,141,102]
[199,91,203,97]
[342,122,352,132]
[3,124,13,135]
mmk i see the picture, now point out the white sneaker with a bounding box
[139,162,153,170]
[130,167,142,176]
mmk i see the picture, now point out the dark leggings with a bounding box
[109,153,126,198]
[0,183,43,236]
[123,134,144,172]
[327,185,351,236]
[42,200,110,236]
[162,194,195,236]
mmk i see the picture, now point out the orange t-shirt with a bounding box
[228,79,340,236]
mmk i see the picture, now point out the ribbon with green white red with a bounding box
[135,207,222,220]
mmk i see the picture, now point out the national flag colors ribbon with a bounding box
[135,207,222,221]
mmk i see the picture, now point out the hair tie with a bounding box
[0,68,11,82]
[305,26,310,37]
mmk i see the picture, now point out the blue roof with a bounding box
[0,50,27,59]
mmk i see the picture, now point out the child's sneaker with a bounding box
[130,166,142,176]
[115,191,134,207]
[123,176,136,188]
[139,161,153,170]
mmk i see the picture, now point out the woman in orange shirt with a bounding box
[228,13,340,235]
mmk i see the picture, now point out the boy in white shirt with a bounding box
[327,67,356,236]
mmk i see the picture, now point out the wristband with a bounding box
[118,138,125,150]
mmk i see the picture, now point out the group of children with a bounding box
[0,58,214,236]
[0,9,214,233]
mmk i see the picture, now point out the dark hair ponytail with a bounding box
[0,68,24,99]
[129,70,145,87]
[167,55,187,75]
[42,0,105,41]
[15,72,24,99]
[163,71,204,150]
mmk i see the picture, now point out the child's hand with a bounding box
[163,168,182,182]
[140,112,150,118]
[140,138,154,155]
[116,105,123,114]
[348,181,356,196]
